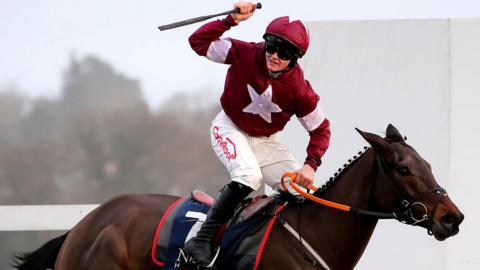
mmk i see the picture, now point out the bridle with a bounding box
[281,149,448,233]
[375,153,448,233]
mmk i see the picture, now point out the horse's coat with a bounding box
[13,125,464,270]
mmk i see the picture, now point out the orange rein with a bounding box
[281,172,351,212]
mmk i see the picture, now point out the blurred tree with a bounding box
[57,55,150,201]
[21,97,65,143]
[0,54,229,205]
[61,55,144,115]
[0,87,29,145]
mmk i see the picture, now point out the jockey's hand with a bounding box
[232,1,257,24]
[295,164,315,189]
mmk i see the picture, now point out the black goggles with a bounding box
[264,36,299,61]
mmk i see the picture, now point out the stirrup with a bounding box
[205,247,221,268]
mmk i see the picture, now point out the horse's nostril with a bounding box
[441,213,463,227]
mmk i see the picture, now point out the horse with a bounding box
[12,124,464,270]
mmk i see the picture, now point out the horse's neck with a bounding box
[323,150,377,207]
[287,150,380,269]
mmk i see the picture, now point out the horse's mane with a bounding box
[313,146,371,197]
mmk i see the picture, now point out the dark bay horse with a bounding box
[13,124,463,270]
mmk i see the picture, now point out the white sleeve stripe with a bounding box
[298,103,326,131]
[206,38,232,63]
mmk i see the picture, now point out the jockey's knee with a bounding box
[225,182,254,197]
[231,172,262,191]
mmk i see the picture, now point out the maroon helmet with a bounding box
[263,16,309,57]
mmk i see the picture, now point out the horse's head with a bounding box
[356,124,464,240]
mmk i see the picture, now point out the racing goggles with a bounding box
[264,35,299,61]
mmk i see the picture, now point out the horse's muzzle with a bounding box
[432,211,464,240]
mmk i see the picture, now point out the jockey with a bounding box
[183,1,331,266]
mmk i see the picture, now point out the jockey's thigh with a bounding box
[251,133,302,193]
[210,111,263,191]
[261,160,301,194]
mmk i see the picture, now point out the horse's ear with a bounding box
[355,128,386,150]
[386,124,405,142]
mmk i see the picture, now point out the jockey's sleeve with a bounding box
[188,15,238,64]
[296,81,331,171]
[303,119,331,171]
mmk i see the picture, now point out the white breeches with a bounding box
[210,111,301,191]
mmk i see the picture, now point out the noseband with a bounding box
[376,154,448,233]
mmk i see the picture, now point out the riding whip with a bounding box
[158,3,262,31]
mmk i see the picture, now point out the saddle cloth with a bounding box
[151,193,285,270]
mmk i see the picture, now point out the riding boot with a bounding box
[183,182,253,267]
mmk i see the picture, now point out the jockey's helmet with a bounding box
[263,16,309,57]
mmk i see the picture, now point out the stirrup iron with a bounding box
[205,247,221,268]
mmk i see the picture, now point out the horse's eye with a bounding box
[397,166,411,176]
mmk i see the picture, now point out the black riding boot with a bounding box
[183,182,253,267]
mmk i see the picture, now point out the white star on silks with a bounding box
[242,84,282,123]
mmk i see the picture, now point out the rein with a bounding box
[281,172,396,219]
[280,151,448,228]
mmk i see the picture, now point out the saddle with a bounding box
[191,189,276,225]
[152,190,285,270]
[191,190,214,206]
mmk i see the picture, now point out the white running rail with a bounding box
[0,205,99,231]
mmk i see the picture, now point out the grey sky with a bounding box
[1,0,479,108]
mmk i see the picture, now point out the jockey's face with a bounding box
[265,51,291,73]
[263,35,297,73]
